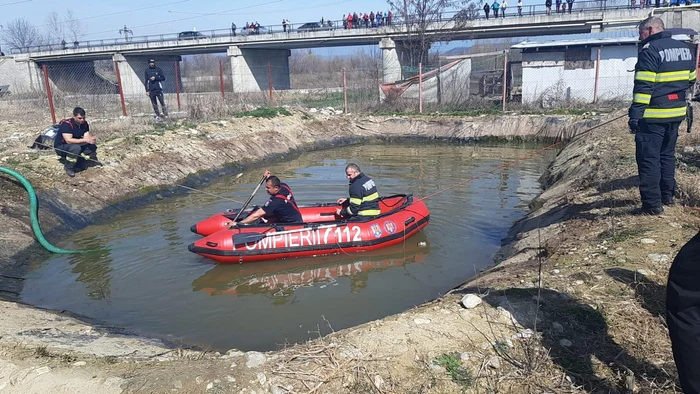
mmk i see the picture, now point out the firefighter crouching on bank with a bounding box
[628,16,696,215]
[54,107,100,177]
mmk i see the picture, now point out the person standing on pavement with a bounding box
[502,0,508,17]
[231,22,237,36]
[492,0,500,17]
[483,2,491,19]
[628,16,695,215]
[517,0,523,16]
[145,59,168,120]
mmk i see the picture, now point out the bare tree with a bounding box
[64,10,85,44]
[44,11,66,43]
[386,0,475,73]
[1,18,42,50]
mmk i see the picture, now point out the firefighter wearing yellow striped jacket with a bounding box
[629,17,696,215]
[336,163,380,219]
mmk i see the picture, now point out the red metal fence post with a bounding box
[41,64,57,124]
[418,62,423,113]
[593,48,601,104]
[113,61,128,117]
[219,60,225,98]
[343,68,348,114]
[268,62,273,106]
[174,61,182,111]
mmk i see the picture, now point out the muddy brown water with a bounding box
[20,142,556,352]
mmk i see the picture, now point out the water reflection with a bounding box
[67,236,112,300]
[192,233,429,301]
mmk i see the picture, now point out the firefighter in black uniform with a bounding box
[336,163,380,219]
[628,17,696,215]
[54,107,98,177]
[667,230,700,394]
[145,59,168,119]
[237,170,302,225]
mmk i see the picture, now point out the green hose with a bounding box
[0,166,80,254]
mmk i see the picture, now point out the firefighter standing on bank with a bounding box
[628,16,696,215]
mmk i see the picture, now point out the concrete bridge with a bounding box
[1,5,698,97]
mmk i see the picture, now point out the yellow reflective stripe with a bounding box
[633,93,651,104]
[655,71,690,82]
[65,157,77,162]
[362,192,379,202]
[690,70,697,80]
[358,209,381,216]
[635,71,657,82]
[643,107,687,118]
[349,197,362,205]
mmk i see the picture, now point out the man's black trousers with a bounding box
[149,91,168,117]
[635,120,680,209]
[667,231,700,394]
[55,143,97,170]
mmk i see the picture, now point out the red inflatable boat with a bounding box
[188,194,430,264]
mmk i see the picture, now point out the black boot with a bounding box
[65,166,75,177]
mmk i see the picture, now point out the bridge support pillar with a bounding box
[380,38,402,84]
[227,46,291,93]
[112,53,182,100]
[0,55,45,95]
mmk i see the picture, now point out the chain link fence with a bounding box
[0,49,660,126]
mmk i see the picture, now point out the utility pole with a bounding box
[119,25,133,42]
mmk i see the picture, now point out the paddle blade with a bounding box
[232,232,265,245]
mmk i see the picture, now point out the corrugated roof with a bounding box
[512,37,639,49]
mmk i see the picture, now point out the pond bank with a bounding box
[4,109,696,393]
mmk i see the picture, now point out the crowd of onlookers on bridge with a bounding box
[341,11,394,29]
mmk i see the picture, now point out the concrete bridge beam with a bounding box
[380,38,402,84]
[0,55,44,95]
[227,46,291,93]
[112,53,182,100]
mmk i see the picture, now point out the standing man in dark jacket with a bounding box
[628,17,696,215]
[54,107,98,177]
[667,230,700,394]
[336,163,380,218]
[144,59,168,120]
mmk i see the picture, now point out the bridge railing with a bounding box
[6,0,675,55]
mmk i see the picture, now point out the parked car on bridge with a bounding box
[178,31,208,40]
[296,22,334,32]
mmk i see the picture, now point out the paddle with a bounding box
[230,174,268,224]
[233,223,341,245]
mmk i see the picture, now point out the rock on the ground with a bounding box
[256,372,267,385]
[513,329,534,339]
[35,366,51,375]
[640,238,656,244]
[246,351,267,368]
[559,339,573,347]
[636,268,654,277]
[414,318,431,325]
[487,356,501,369]
[460,352,470,361]
[552,322,564,334]
[72,361,87,367]
[648,253,670,263]
[460,294,482,309]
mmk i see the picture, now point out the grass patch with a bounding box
[233,107,291,119]
[433,353,473,390]
[597,227,648,243]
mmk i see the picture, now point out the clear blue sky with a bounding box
[0,0,419,40]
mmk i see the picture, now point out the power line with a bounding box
[0,0,32,7]
[81,0,285,37]
[32,0,192,30]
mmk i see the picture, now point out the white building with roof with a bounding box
[513,31,696,106]
[513,37,639,106]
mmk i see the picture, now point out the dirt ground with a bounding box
[0,108,699,393]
